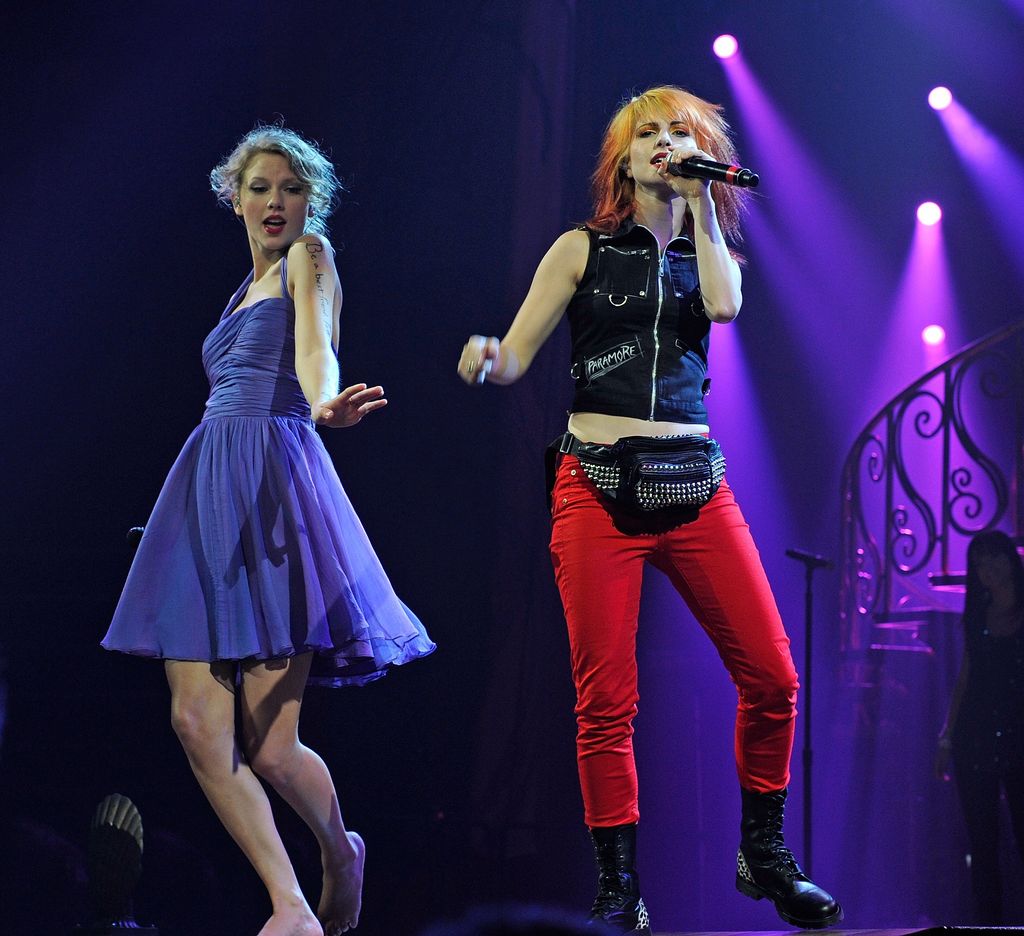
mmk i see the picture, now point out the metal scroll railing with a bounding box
[839,318,1024,661]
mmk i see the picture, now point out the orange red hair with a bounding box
[587,86,747,244]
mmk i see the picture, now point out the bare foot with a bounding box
[318,831,365,935]
[257,902,322,936]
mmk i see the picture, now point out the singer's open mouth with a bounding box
[651,151,669,165]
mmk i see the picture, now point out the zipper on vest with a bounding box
[649,252,665,419]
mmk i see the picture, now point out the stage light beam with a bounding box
[936,99,1024,288]
[713,34,738,59]
[917,202,942,226]
[928,86,953,111]
[717,45,888,412]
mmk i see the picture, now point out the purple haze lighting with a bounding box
[721,50,888,405]
[938,100,1024,288]
[922,324,946,345]
[713,34,738,59]
[704,321,801,521]
[917,201,942,226]
[939,100,998,161]
[870,218,961,423]
[928,86,953,111]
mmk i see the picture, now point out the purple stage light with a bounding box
[928,86,953,111]
[721,49,887,409]
[713,34,738,59]
[938,100,1024,288]
[875,214,960,412]
[917,201,942,226]
[922,324,946,345]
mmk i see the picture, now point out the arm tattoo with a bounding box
[305,243,333,338]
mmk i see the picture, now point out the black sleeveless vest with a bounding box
[566,220,712,423]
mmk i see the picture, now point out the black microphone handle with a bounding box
[666,156,759,188]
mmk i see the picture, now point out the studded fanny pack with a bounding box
[554,431,726,515]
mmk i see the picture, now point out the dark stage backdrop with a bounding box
[2,1,1023,934]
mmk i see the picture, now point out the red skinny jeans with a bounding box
[549,455,798,828]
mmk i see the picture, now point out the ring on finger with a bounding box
[467,360,476,373]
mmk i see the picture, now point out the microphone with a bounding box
[667,156,759,188]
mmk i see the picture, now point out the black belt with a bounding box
[556,431,617,463]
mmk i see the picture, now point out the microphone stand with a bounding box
[785,547,833,877]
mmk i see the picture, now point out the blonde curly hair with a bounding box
[209,125,341,236]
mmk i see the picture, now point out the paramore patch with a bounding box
[584,336,644,385]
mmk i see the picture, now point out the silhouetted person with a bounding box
[937,530,1024,923]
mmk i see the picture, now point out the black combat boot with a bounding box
[587,824,652,934]
[736,787,843,929]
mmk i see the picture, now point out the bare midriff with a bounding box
[567,411,709,445]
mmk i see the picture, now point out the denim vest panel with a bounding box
[566,223,711,423]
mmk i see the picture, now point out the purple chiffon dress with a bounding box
[103,259,435,686]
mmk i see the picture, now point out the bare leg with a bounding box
[166,660,322,936]
[240,654,364,935]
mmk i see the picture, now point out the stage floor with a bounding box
[654,930,913,936]
[652,929,1024,936]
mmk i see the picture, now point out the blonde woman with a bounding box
[105,126,435,936]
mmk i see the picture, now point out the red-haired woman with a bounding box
[458,87,841,932]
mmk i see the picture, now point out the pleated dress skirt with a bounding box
[103,263,435,686]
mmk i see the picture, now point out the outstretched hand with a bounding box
[313,383,387,428]
[458,335,501,385]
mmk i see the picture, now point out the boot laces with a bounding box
[760,813,802,876]
[767,842,802,876]
[591,870,634,916]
